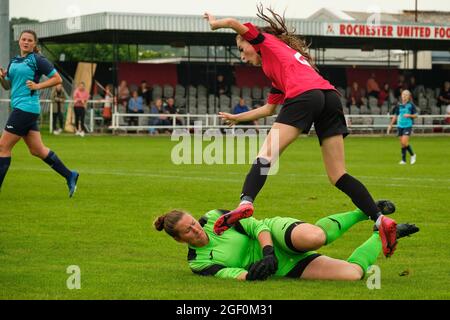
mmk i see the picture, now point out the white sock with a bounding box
[239,200,253,206]
[375,215,384,228]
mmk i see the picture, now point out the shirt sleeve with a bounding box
[410,104,417,114]
[189,260,246,280]
[267,86,285,105]
[392,106,399,116]
[241,22,265,51]
[215,268,247,279]
[4,61,12,81]
[35,54,57,78]
[238,217,270,240]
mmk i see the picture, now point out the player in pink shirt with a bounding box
[204,6,398,257]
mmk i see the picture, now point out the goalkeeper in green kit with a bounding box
[154,201,419,281]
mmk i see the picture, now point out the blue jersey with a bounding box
[5,53,57,114]
[393,102,417,128]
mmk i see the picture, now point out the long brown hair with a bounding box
[19,30,41,54]
[256,4,317,71]
[154,210,186,238]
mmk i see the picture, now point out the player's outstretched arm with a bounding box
[203,12,249,35]
[219,103,278,126]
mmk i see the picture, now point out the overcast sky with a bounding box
[9,0,450,21]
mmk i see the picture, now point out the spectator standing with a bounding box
[102,84,113,128]
[118,80,130,111]
[73,82,90,137]
[138,80,152,106]
[51,83,66,134]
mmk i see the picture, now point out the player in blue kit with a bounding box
[387,90,417,165]
[0,30,79,197]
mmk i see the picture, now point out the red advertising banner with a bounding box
[325,23,450,40]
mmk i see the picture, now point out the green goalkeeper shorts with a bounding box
[262,217,322,278]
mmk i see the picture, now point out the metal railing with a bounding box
[1,99,449,134]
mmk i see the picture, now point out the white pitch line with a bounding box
[10,167,450,189]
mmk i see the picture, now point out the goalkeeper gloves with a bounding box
[246,245,278,281]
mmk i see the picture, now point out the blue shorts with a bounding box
[5,108,40,137]
[397,127,412,136]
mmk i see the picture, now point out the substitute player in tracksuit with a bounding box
[154,205,418,281]
[203,7,398,257]
[0,30,79,197]
[387,90,418,165]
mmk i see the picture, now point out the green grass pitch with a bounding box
[0,133,449,299]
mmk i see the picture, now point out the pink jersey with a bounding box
[242,22,336,105]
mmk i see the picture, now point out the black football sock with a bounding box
[0,157,11,189]
[240,157,271,203]
[401,147,407,162]
[43,151,72,180]
[406,145,414,156]
[335,174,381,222]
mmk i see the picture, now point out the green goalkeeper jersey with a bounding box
[188,209,270,279]
[188,209,317,279]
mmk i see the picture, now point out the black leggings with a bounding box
[53,112,64,130]
[74,107,88,132]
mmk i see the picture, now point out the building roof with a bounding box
[307,8,450,24]
[12,10,450,50]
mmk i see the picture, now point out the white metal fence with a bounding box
[1,99,449,134]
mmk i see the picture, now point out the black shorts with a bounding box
[275,89,349,145]
[285,253,322,278]
[4,108,40,137]
[397,127,412,136]
[284,221,308,253]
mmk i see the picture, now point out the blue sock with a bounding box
[0,157,11,189]
[43,151,72,180]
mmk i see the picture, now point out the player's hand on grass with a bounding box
[219,112,239,127]
[246,261,271,281]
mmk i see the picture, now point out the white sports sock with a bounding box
[375,215,384,228]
